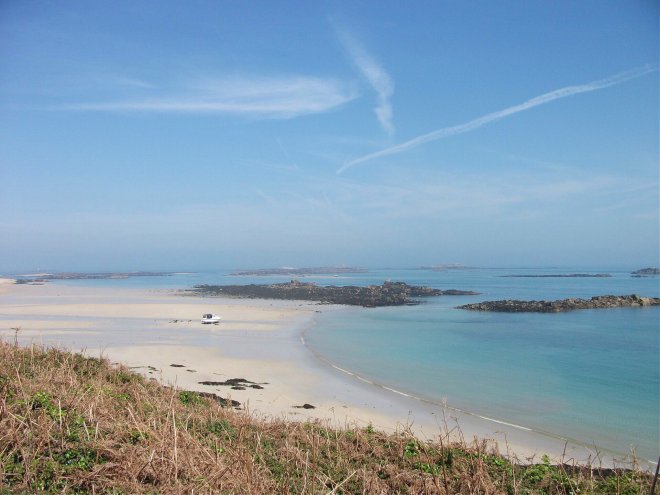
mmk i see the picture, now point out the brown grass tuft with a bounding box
[0,341,653,494]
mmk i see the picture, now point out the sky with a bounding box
[1,0,658,271]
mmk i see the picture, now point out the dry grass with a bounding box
[0,340,653,494]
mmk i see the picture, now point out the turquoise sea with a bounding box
[306,268,659,462]
[33,267,659,461]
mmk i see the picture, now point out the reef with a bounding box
[631,267,660,277]
[458,294,660,313]
[186,280,479,307]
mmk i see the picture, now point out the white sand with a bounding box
[0,281,638,468]
[0,278,16,296]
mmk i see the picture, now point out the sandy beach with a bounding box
[0,280,637,468]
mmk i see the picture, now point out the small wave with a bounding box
[299,312,649,464]
[381,385,416,399]
[300,326,539,433]
[472,414,533,432]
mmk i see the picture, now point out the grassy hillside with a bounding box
[0,341,653,494]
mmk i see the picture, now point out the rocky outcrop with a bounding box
[458,294,660,313]
[14,272,172,284]
[191,391,241,408]
[631,267,659,277]
[499,274,611,278]
[186,281,479,307]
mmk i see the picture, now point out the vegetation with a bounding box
[0,341,653,494]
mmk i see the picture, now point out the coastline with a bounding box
[0,281,649,469]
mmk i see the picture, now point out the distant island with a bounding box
[14,272,173,285]
[458,294,660,313]
[631,267,659,277]
[229,266,367,276]
[419,264,474,271]
[498,274,611,278]
[186,280,479,307]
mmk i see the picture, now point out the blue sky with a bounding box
[1,0,657,271]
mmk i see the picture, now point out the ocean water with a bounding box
[33,267,660,460]
[303,268,660,462]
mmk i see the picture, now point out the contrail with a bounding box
[337,66,656,174]
[337,29,395,135]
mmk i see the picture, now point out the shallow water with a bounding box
[25,267,660,461]
[303,268,659,461]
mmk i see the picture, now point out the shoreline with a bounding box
[0,281,651,469]
[299,317,655,468]
[301,328,622,462]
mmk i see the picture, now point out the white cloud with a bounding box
[317,169,651,222]
[59,76,358,119]
[337,30,394,135]
[111,76,155,89]
[338,66,657,173]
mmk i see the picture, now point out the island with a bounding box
[419,263,474,271]
[458,294,660,313]
[13,272,174,285]
[498,273,611,278]
[631,267,660,277]
[185,280,479,307]
[229,266,368,276]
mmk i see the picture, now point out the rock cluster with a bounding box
[14,271,172,284]
[189,391,240,408]
[186,281,479,307]
[458,294,660,313]
[498,274,611,278]
[198,378,264,390]
[631,267,659,277]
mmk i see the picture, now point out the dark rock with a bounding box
[192,391,241,408]
[498,274,611,278]
[185,281,479,308]
[458,294,660,313]
[170,364,185,368]
[438,289,481,295]
[293,403,316,409]
[223,378,254,386]
[631,267,660,276]
[14,278,47,285]
[198,378,256,387]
